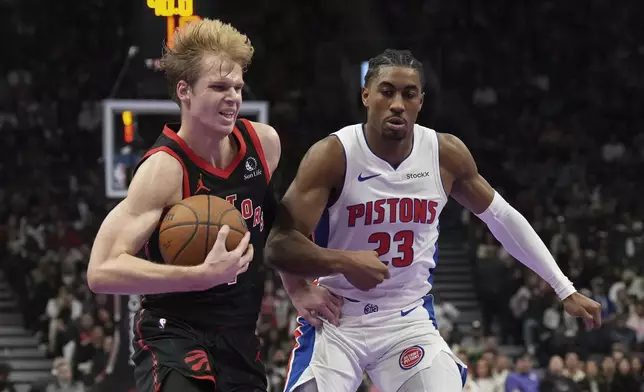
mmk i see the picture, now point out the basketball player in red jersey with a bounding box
[87,19,340,392]
[265,49,603,392]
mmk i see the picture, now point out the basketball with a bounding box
[158,195,248,266]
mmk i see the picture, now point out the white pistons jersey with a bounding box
[314,123,448,308]
[285,124,467,392]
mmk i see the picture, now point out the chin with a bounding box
[381,128,408,141]
[214,126,235,136]
[209,119,236,135]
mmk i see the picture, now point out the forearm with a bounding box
[279,272,309,294]
[265,229,349,277]
[476,192,576,300]
[88,253,202,295]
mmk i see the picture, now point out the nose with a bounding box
[389,93,404,113]
[224,87,241,102]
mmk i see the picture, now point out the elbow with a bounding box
[263,240,281,270]
[86,268,104,294]
[264,233,288,271]
[87,263,110,294]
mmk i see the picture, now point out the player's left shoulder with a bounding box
[436,132,467,153]
[249,121,281,175]
[436,132,476,178]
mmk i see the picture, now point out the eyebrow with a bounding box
[378,81,419,90]
[207,79,245,86]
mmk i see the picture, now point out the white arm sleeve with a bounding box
[476,192,576,300]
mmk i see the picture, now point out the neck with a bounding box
[177,115,236,169]
[364,122,413,167]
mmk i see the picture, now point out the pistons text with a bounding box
[347,198,438,227]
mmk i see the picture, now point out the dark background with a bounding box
[0,0,643,391]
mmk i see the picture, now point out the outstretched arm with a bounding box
[439,133,602,327]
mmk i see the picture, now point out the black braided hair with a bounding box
[364,49,425,88]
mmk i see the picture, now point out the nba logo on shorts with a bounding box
[399,346,425,370]
[158,318,166,329]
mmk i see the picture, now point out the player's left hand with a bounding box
[289,284,343,328]
[562,292,602,330]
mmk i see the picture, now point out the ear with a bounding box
[361,87,369,107]
[176,80,191,104]
[419,91,425,109]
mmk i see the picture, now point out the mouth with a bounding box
[385,116,407,131]
[219,111,236,120]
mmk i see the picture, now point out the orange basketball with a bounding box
[158,195,248,266]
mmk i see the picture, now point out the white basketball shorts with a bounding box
[283,294,467,392]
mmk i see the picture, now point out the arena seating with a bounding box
[1,0,643,391]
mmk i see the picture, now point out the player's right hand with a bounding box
[200,225,253,288]
[342,251,390,291]
[288,284,343,327]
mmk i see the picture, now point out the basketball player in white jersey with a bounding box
[265,49,602,392]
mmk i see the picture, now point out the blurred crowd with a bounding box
[2,0,644,391]
[456,350,643,392]
[457,0,644,390]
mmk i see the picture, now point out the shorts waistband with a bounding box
[340,295,429,317]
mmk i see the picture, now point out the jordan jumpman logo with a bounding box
[195,174,210,194]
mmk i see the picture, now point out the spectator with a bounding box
[89,335,114,387]
[494,355,512,391]
[611,345,627,363]
[455,352,480,392]
[46,358,84,392]
[472,359,497,392]
[549,221,581,278]
[626,300,644,347]
[67,321,103,387]
[590,278,617,321]
[541,294,578,359]
[563,352,587,385]
[598,356,617,390]
[632,357,642,385]
[46,286,82,356]
[609,314,637,349]
[435,300,462,345]
[540,355,579,392]
[460,320,486,356]
[522,281,550,356]
[476,232,513,338]
[578,360,601,392]
[627,274,644,302]
[613,358,638,391]
[608,271,635,315]
[509,273,540,345]
[504,355,539,392]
